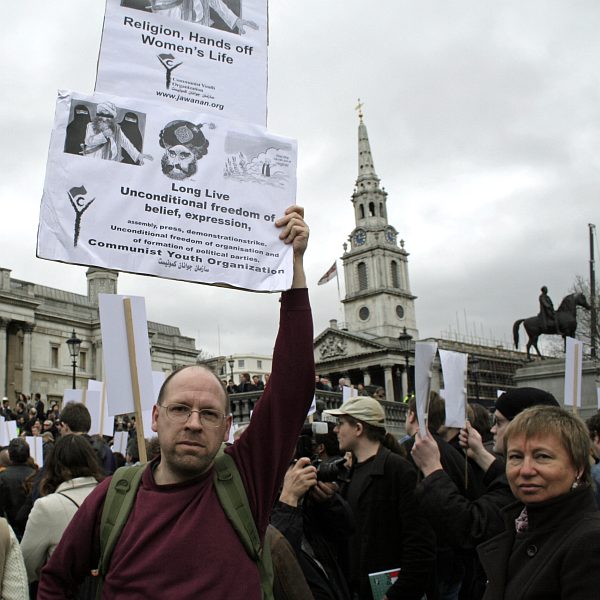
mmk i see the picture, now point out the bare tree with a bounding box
[571,275,599,355]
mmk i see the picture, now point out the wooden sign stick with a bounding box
[123,297,148,463]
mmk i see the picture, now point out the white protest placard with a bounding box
[227,423,237,444]
[342,386,358,402]
[87,380,116,437]
[26,436,44,468]
[97,0,268,125]
[152,371,167,402]
[0,418,18,446]
[142,409,154,444]
[439,350,468,428]
[415,341,438,438]
[37,90,297,292]
[564,337,583,408]
[98,294,155,418]
[113,430,129,455]
[83,390,103,437]
[496,389,505,399]
[64,388,106,437]
[307,395,317,417]
[63,389,83,405]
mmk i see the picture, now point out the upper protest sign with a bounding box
[36,89,297,292]
[96,0,268,125]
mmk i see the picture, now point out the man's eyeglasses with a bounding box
[160,403,225,428]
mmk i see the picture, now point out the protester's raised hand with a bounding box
[459,421,483,458]
[276,205,308,256]
[460,420,496,472]
[276,205,309,288]
[411,433,443,477]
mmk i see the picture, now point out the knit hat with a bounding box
[495,387,559,421]
[323,396,386,429]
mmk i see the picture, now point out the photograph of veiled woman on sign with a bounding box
[63,100,153,166]
[120,0,257,35]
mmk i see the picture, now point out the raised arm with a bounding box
[276,205,309,289]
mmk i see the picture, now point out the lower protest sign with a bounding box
[37,90,297,292]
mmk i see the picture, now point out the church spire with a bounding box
[355,99,379,186]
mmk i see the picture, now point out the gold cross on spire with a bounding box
[355,98,364,122]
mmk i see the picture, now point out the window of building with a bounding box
[50,345,59,369]
[368,202,375,217]
[359,306,370,321]
[357,262,368,291]
[79,351,87,371]
[238,359,245,368]
[359,204,365,219]
[257,360,262,369]
[391,261,400,288]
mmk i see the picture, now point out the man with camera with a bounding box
[271,424,353,600]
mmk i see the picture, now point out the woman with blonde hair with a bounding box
[478,405,600,599]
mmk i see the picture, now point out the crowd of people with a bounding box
[0,209,599,599]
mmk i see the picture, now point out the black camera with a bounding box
[295,422,349,483]
[312,455,348,483]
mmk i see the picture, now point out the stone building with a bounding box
[0,267,198,406]
[197,353,272,387]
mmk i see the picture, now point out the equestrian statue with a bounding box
[513,286,591,360]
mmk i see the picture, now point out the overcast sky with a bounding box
[1,1,598,359]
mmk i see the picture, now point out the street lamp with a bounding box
[66,329,82,389]
[398,327,413,400]
[228,357,235,389]
[470,356,480,403]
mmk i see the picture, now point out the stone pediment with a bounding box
[314,328,384,361]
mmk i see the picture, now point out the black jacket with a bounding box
[477,484,600,600]
[0,464,35,537]
[415,458,514,550]
[271,495,353,600]
[341,446,436,600]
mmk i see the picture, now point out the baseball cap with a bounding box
[323,396,386,429]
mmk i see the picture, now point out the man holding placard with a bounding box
[38,206,314,599]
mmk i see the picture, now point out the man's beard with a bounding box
[92,117,116,136]
[161,152,198,180]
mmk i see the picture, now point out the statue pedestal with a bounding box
[513,358,600,419]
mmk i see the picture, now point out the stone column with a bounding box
[401,369,408,402]
[93,339,103,381]
[22,323,34,395]
[0,319,7,396]
[383,366,395,402]
[362,369,371,387]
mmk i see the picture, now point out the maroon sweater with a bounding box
[38,289,315,599]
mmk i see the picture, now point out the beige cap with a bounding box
[323,396,386,429]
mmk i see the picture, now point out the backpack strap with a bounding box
[213,444,274,600]
[0,517,10,587]
[57,492,80,509]
[95,465,146,598]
